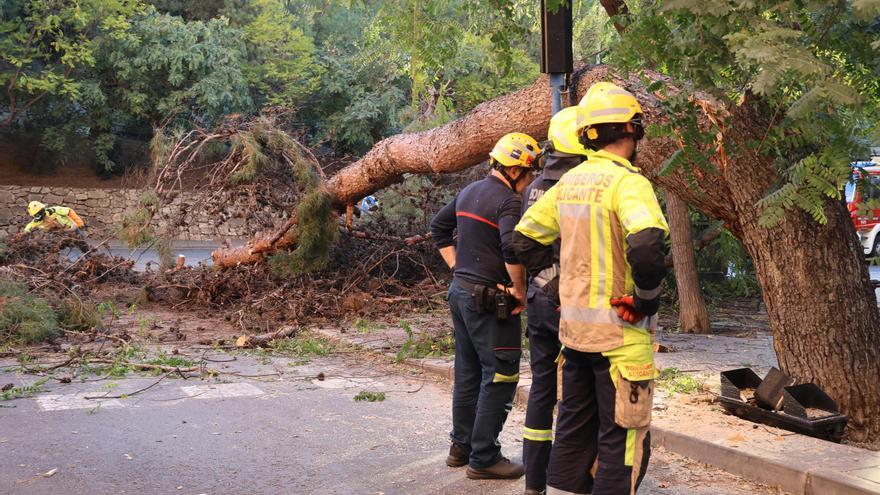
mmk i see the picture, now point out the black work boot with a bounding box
[523,489,545,495]
[466,457,525,480]
[446,443,470,467]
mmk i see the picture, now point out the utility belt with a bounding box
[455,278,516,320]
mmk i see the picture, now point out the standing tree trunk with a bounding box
[645,91,880,444]
[665,191,711,334]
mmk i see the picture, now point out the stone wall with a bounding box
[0,185,256,240]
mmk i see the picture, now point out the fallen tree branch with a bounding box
[344,229,433,246]
[211,211,298,267]
[664,221,726,267]
[234,326,298,348]
[88,359,199,374]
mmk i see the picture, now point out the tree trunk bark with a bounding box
[655,96,880,444]
[324,74,561,207]
[665,191,711,334]
[211,63,880,442]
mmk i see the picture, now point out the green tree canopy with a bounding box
[608,0,880,225]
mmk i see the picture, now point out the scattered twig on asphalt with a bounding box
[200,355,237,363]
[87,359,199,374]
[84,370,174,400]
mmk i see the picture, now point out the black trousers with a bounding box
[523,285,561,491]
[447,279,521,468]
[547,348,651,495]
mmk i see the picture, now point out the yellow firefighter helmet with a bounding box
[548,106,586,155]
[575,82,643,141]
[27,200,46,217]
[489,132,540,168]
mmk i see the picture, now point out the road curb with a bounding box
[311,327,880,495]
[650,427,880,495]
[650,426,807,493]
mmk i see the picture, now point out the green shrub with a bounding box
[0,278,60,344]
[57,297,103,332]
[657,367,706,395]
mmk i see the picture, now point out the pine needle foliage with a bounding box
[146,111,336,277]
[269,189,337,277]
[0,277,59,344]
[611,0,880,227]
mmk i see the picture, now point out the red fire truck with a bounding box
[847,163,880,256]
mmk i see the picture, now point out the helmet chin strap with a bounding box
[498,167,523,190]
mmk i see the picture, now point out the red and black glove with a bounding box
[610,295,645,324]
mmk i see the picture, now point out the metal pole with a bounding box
[550,73,565,116]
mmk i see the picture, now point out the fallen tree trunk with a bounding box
[324,78,561,207]
[211,213,299,267]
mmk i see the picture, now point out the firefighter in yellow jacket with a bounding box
[513,82,668,495]
[25,201,86,234]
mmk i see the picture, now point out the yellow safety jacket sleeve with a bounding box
[24,220,40,233]
[614,173,669,236]
[514,183,561,246]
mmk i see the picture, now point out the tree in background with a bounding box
[94,11,251,125]
[1,0,550,166]
[665,191,711,333]
[240,0,322,109]
[0,0,144,127]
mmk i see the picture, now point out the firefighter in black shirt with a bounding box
[430,132,539,481]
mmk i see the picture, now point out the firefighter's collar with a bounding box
[542,152,584,181]
[588,149,640,172]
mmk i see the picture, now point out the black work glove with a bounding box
[632,293,660,317]
[533,264,560,307]
[542,275,560,306]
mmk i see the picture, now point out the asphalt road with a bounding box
[0,351,783,495]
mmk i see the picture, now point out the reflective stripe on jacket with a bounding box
[515,150,669,353]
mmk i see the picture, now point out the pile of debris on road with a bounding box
[0,226,447,348]
[146,229,446,333]
[1,113,454,348]
[1,230,140,288]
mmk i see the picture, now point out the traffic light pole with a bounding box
[549,73,566,115]
[541,1,573,116]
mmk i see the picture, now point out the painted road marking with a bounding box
[35,383,264,411]
[180,382,264,399]
[311,377,386,389]
[37,393,125,412]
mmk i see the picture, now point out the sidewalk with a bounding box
[312,313,880,495]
